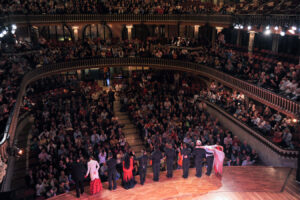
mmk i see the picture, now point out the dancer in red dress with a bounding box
[85,156,102,195]
[122,154,136,189]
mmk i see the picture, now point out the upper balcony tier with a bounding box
[0,14,299,27]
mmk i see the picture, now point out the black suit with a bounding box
[71,161,85,197]
[151,149,162,181]
[192,147,206,177]
[136,154,148,185]
[164,147,176,178]
[106,157,117,190]
[181,147,191,178]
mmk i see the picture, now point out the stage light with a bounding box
[292,26,296,31]
[239,25,244,29]
[12,24,17,30]
[266,25,270,30]
[2,30,7,35]
[274,26,279,30]
[11,29,15,34]
[288,29,295,34]
[264,29,271,35]
[17,149,23,156]
[247,26,252,30]
[0,33,3,38]
[280,31,285,36]
[292,118,298,123]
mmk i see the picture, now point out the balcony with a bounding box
[0,14,299,27]
[1,57,297,160]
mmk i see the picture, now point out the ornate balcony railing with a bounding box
[1,58,299,161]
[0,14,299,26]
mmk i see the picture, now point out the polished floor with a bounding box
[50,166,300,200]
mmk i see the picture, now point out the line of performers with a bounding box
[70,140,224,198]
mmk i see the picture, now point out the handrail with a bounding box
[3,58,299,160]
[1,14,299,26]
[204,99,298,158]
[2,14,233,25]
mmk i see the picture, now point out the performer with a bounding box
[181,143,191,178]
[85,156,102,195]
[192,140,206,178]
[151,146,163,182]
[71,157,85,198]
[122,154,136,189]
[164,143,176,178]
[134,149,148,185]
[106,153,117,190]
[202,145,225,176]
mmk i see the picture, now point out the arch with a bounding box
[82,24,112,41]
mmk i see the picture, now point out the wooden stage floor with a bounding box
[50,166,300,200]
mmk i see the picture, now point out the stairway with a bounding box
[113,96,145,156]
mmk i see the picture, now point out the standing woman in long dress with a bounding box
[122,154,136,189]
[85,156,103,195]
[201,145,225,176]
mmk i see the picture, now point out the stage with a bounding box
[50,166,299,200]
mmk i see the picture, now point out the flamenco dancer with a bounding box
[201,144,225,176]
[85,156,103,195]
[122,154,136,189]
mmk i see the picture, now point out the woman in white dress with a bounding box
[85,156,102,195]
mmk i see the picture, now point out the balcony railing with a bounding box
[1,58,299,161]
[1,14,299,26]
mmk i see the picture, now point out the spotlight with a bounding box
[280,31,285,36]
[239,25,244,29]
[292,118,298,123]
[274,26,279,30]
[17,149,23,156]
[288,29,295,34]
[264,29,271,35]
[247,26,252,30]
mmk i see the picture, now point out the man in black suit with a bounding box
[192,140,206,178]
[151,146,162,182]
[164,143,176,178]
[181,143,191,178]
[134,149,148,185]
[106,152,117,190]
[71,157,85,198]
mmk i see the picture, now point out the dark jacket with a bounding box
[71,161,86,181]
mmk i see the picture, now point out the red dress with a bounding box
[122,158,135,189]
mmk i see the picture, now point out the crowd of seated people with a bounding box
[201,81,299,149]
[120,71,258,170]
[26,76,132,198]
[1,35,299,145]
[0,0,280,16]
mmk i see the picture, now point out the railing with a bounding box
[1,14,299,26]
[1,14,233,25]
[2,58,299,160]
[204,100,298,159]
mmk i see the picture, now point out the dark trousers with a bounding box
[206,156,214,176]
[75,179,84,197]
[195,160,203,177]
[152,162,160,181]
[182,159,190,178]
[108,171,117,189]
[139,167,147,185]
[166,160,173,177]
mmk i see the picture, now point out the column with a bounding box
[236,29,242,46]
[248,31,255,52]
[272,34,279,53]
[126,25,133,40]
[72,26,79,41]
[194,25,200,38]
